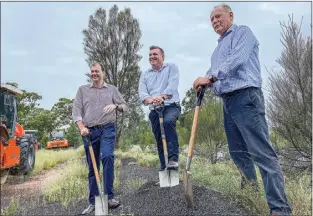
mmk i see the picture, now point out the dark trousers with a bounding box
[221,87,291,215]
[149,103,181,169]
[82,123,116,205]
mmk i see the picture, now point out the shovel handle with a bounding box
[159,118,168,153]
[83,136,101,184]
[89,145,101,184]
[187,106,200,157]
[159,117,168,166]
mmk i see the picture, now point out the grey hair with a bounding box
[214,3,232,13]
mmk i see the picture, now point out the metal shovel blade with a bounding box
[95,194,108,216]
[184,170,194,209]
[159,169,179,187]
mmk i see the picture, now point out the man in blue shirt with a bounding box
[193,4,291,216]
[138,45,181,170]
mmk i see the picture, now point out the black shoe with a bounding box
[108,199,120,209]
[159,165,166,171]
[81,204,95,215]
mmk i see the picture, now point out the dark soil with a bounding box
[1,157,249,216]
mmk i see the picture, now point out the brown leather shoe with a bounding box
[108,199,120,209]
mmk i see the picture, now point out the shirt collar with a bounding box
[218,24,237,42]
[89,82,108,88]
[148,63,169,72]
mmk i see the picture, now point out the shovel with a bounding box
[83,135,108,216]
[155,103,180,188]
[184,85,206,209]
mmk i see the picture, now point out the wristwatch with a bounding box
[208,75,217,83]
[161,96,166,100]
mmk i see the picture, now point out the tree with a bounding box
[180,87,227,163]
[66,122,83,148]
[51,98,73,128]
[82,5,143,148]
[267,15,312,171]
[181,87,216,114]
[184,98,227,164]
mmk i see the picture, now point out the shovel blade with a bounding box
[159,169,179,187]
[95,194,108,216]
[184,170,195,209]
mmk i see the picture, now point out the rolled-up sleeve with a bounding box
[138,71,150,104]
[72,86,83,123]
[113,87,128,113]
[162,64,179,97]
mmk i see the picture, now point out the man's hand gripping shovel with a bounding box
[155,103,180,188]
[184,85,206,209]
[83,133,108,216]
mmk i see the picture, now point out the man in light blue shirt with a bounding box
[193,4,291,216]
[138,45,181,170]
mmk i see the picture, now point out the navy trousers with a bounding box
[82,123,116,205]
[221,87,291,215]
[149,103,181,169]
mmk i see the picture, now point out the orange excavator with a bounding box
[46,129,69,149]
[0,83,37,184]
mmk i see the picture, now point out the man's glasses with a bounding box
[91,70,99,73]
[149,53,158,56]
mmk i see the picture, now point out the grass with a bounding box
[32,146,85,175]
[115,148,159,168]
[285,173,312,216]
[117,148,312,216]
[125,178,147,192]
[0,199,19,216]
[43,157,122,207]
[18,146,311,215]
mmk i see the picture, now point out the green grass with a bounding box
[285,173,312,216]
[43,157,122,207]
[115,148,159,168]
[32,146,85,175]
[0,199,19,216]
[125,178,147,192]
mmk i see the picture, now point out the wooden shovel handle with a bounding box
[188,106,200,157]
[89,145,101,183]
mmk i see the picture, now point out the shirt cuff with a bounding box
[217,70,226,80]
[73,117,82,123]
[117,104,128,113]
[162,89,174,96]
[141,96,151,106]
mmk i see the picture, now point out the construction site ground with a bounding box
[1,157,249,216]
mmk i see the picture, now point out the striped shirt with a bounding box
[72,83,128,127]
[206,24,262,96]
[138,63,180,109]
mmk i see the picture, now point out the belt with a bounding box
[220,87,257,98]
[87,122,114,130]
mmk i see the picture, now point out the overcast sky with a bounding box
[1,1,312,115]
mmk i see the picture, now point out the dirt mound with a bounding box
[110,180,248,216]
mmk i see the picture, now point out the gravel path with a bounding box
[1,157,249,216]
